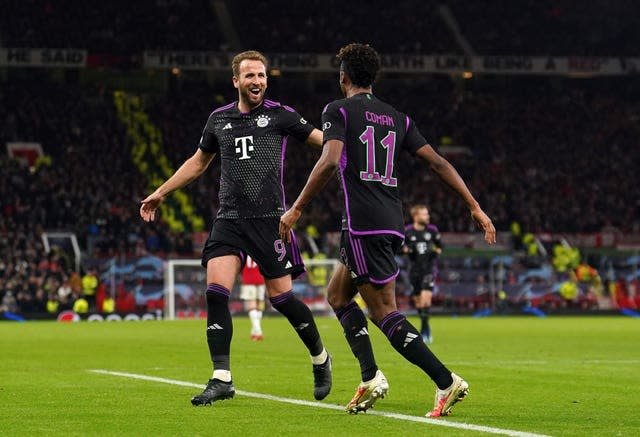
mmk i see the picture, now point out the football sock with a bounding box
[206,283,233,373]
[269,290,324,357]
[335,300,378,382]
[212,370,232,382]
[419,307,431,337]
[311,348,328,365]
[248,309,263,335]
[377,310,452,390]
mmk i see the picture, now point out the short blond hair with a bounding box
[231,50,268,77]
[410,204,428,218]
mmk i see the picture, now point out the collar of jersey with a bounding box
[235,101,266,115]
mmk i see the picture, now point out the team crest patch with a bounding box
[256,114,270,127]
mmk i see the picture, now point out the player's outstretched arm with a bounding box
[140,149,215,222]
[279,139,343,242]
[415,144,496,244]
[305,128,324,149]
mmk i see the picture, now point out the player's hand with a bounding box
[140,193,164,222]
[279,207,302,243]
[471,207,496,244]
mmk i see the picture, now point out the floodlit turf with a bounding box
[1,316,638,436]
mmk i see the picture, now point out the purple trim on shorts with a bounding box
[369,268,400,285]
[335,300,360,324]
[349,228,406,239]
[405,115,410,133]
[289,231,302,264]
[353,237,368,274]
[206,283,231,297]
[347,233,364,274]
[346,233,359,273]
[280,135,289,207]
[269,290,294,306]
[238,250,246,268]
[212,102,237,114]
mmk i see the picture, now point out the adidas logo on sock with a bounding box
[207,323,224,330]
[295,322,309,331]
[355,327,369,337]
[403,332,418,347]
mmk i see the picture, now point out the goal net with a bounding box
[164,258,340,320]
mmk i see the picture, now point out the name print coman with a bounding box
[365,111,394,127]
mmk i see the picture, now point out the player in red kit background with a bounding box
[241,256,266,340]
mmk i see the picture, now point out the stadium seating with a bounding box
[2,2,640,315]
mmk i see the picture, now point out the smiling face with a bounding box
[233,59,267,112]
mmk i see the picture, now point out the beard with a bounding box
[240,87,264,109]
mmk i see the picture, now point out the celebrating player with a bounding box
[140,50,332,406]
[279,43,495,417]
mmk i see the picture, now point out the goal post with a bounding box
[164,259,202,320]
[163,258,340,320]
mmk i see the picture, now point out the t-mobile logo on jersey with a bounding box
[234,136,254,160]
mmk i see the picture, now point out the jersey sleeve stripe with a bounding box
[339,107,348,170]
[212,102,236,113]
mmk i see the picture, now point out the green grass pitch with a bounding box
[1,316,638,436]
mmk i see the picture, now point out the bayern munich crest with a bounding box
[256,114,270,127]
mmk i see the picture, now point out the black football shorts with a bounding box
[202,218,305,279]
[410,273,436,296]
[340,231,403,286]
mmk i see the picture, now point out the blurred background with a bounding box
[1,0,639,320]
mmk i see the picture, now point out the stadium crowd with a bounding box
[0,0,224,54]
[2,74,639,314]
[3,0,639,56]
[447,0,640,56]
[2,1,640,315]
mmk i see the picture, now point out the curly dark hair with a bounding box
[336,43,380,88]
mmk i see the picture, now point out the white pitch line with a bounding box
[90,369,551,437]
[449,359,640,367]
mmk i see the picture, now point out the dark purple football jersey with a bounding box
[199,99,314,219]
[322,93,427,237]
